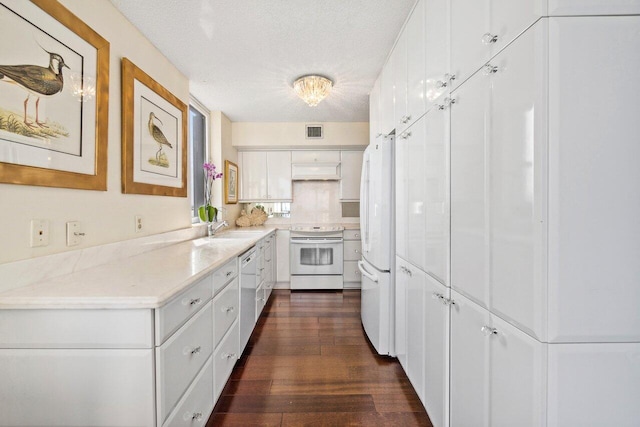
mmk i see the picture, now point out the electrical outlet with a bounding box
[66,221,83,246]
[135,215,143,233]
[30,219,49,247]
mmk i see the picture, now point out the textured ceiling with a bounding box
[109,0,415,122]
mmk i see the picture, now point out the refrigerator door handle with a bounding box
[360,154,370,253]
[358,260,379,283]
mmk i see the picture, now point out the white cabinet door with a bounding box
[424,103,450,285]
[0,349,155,426]
[548,0,640,15]
[402,116,427,271]
[450,290,490,427]
[450,69,490,308]
[425,0,451,106]
[547,16,640,343]
[395,127,409,261]
[340,150,363,201]
[393,29,408,133]
[266,151,291,200]
[406,0,425,127]
[380,60,395,135]
[488,21,547,341]
[450,0,544,90]
[405,262,425,402]
[395,257,408,370]
[450,0,488,90]
[239,151,267,201]
[490,314,546,427]
[423,276,450,427]
[276,230,290,283]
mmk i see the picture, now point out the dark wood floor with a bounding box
[207,289,432,426]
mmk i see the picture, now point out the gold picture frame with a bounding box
[0,0,110,190]
[225,160,238,204]
[121,58,187,197]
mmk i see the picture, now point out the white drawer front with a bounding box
[343,240,362,261]
[343,229,361,241]
[255,283,266,318]
[214,321,239,401]
[0,309,152,349]
[291,150,340,163]
[343,260,361,283]
[213,258,238,296]
[156,275,213,345]
[157,302,213,423]
[163,356,214,427]
[213,277,239,348]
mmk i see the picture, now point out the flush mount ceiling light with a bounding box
[293,75,333,107]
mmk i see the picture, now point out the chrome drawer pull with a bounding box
[482,33,499,44]
[191,346,202,355]
[223,306,235,313]
[189,298,202,306]
[192,412,203,421]
[222,352,236,360]
[226,271,233,277]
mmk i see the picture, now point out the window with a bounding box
[189,104,207,220]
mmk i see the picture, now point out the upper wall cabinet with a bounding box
[393,29,408,134]
[405,0,426,132]
[380,58,395,136]
[450,0,545,90]
[340,151,363,202]
[425,0,451,107]
[547,0,640,15]
[239,151,292,202]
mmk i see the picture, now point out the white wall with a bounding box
[232,122,369,148]
[210,111,241,224]
[0,0,191,264]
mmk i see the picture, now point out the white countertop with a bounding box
[0,227,276,310]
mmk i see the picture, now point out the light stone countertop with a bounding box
[0,227,277,310]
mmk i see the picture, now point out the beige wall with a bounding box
[0,0,191,264]
[232,122,369,148]
[210,112,241,224]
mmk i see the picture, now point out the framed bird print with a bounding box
[0,0,109,190]
[121,58,187,196]
[224,160,238,204]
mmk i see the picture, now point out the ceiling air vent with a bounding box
[306,124,323,139]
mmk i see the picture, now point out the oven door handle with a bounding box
[290,239,344,244]
[358,260,379,283]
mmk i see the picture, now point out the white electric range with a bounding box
[289,225,345,290]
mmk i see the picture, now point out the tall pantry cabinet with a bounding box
[373,0,640,425]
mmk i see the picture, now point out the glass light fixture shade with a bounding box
[69,72,96,103]
[293,75,333,107]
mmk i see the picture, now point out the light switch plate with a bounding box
[30,220,49,247]
[66,221,82,246]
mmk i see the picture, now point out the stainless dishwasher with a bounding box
[239,247,257,353]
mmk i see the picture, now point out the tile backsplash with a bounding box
[287,181,359,224]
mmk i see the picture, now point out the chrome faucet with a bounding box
[208,220,229,237]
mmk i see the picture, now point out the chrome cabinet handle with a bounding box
[400,115,412,124]
[189,298,202,306]
[483,64,499,75]
[226,271,233,277]
[223,306,235,313]
[354,233,360,238]
[432,292,444,300]
[437,97,456,110]
[354,249,359,253]
[400,131,412,139]
[191,346,202,355]
[482,33,499,44]
[222,352,237,360]
[481,326,498,336]
[192,412,203,421]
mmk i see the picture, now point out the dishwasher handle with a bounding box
[358,260,379,283]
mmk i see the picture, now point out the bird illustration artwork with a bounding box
[0,49,69,128]
[148,112,173,168]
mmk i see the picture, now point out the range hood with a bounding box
[291,162,341,180]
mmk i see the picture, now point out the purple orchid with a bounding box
[202,162,223,207]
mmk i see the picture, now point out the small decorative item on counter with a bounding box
[235,207,268,227]
[198,161,223,223]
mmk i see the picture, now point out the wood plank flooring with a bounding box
[207,290,432,426]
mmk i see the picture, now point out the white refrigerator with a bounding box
[358,136,395,356]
